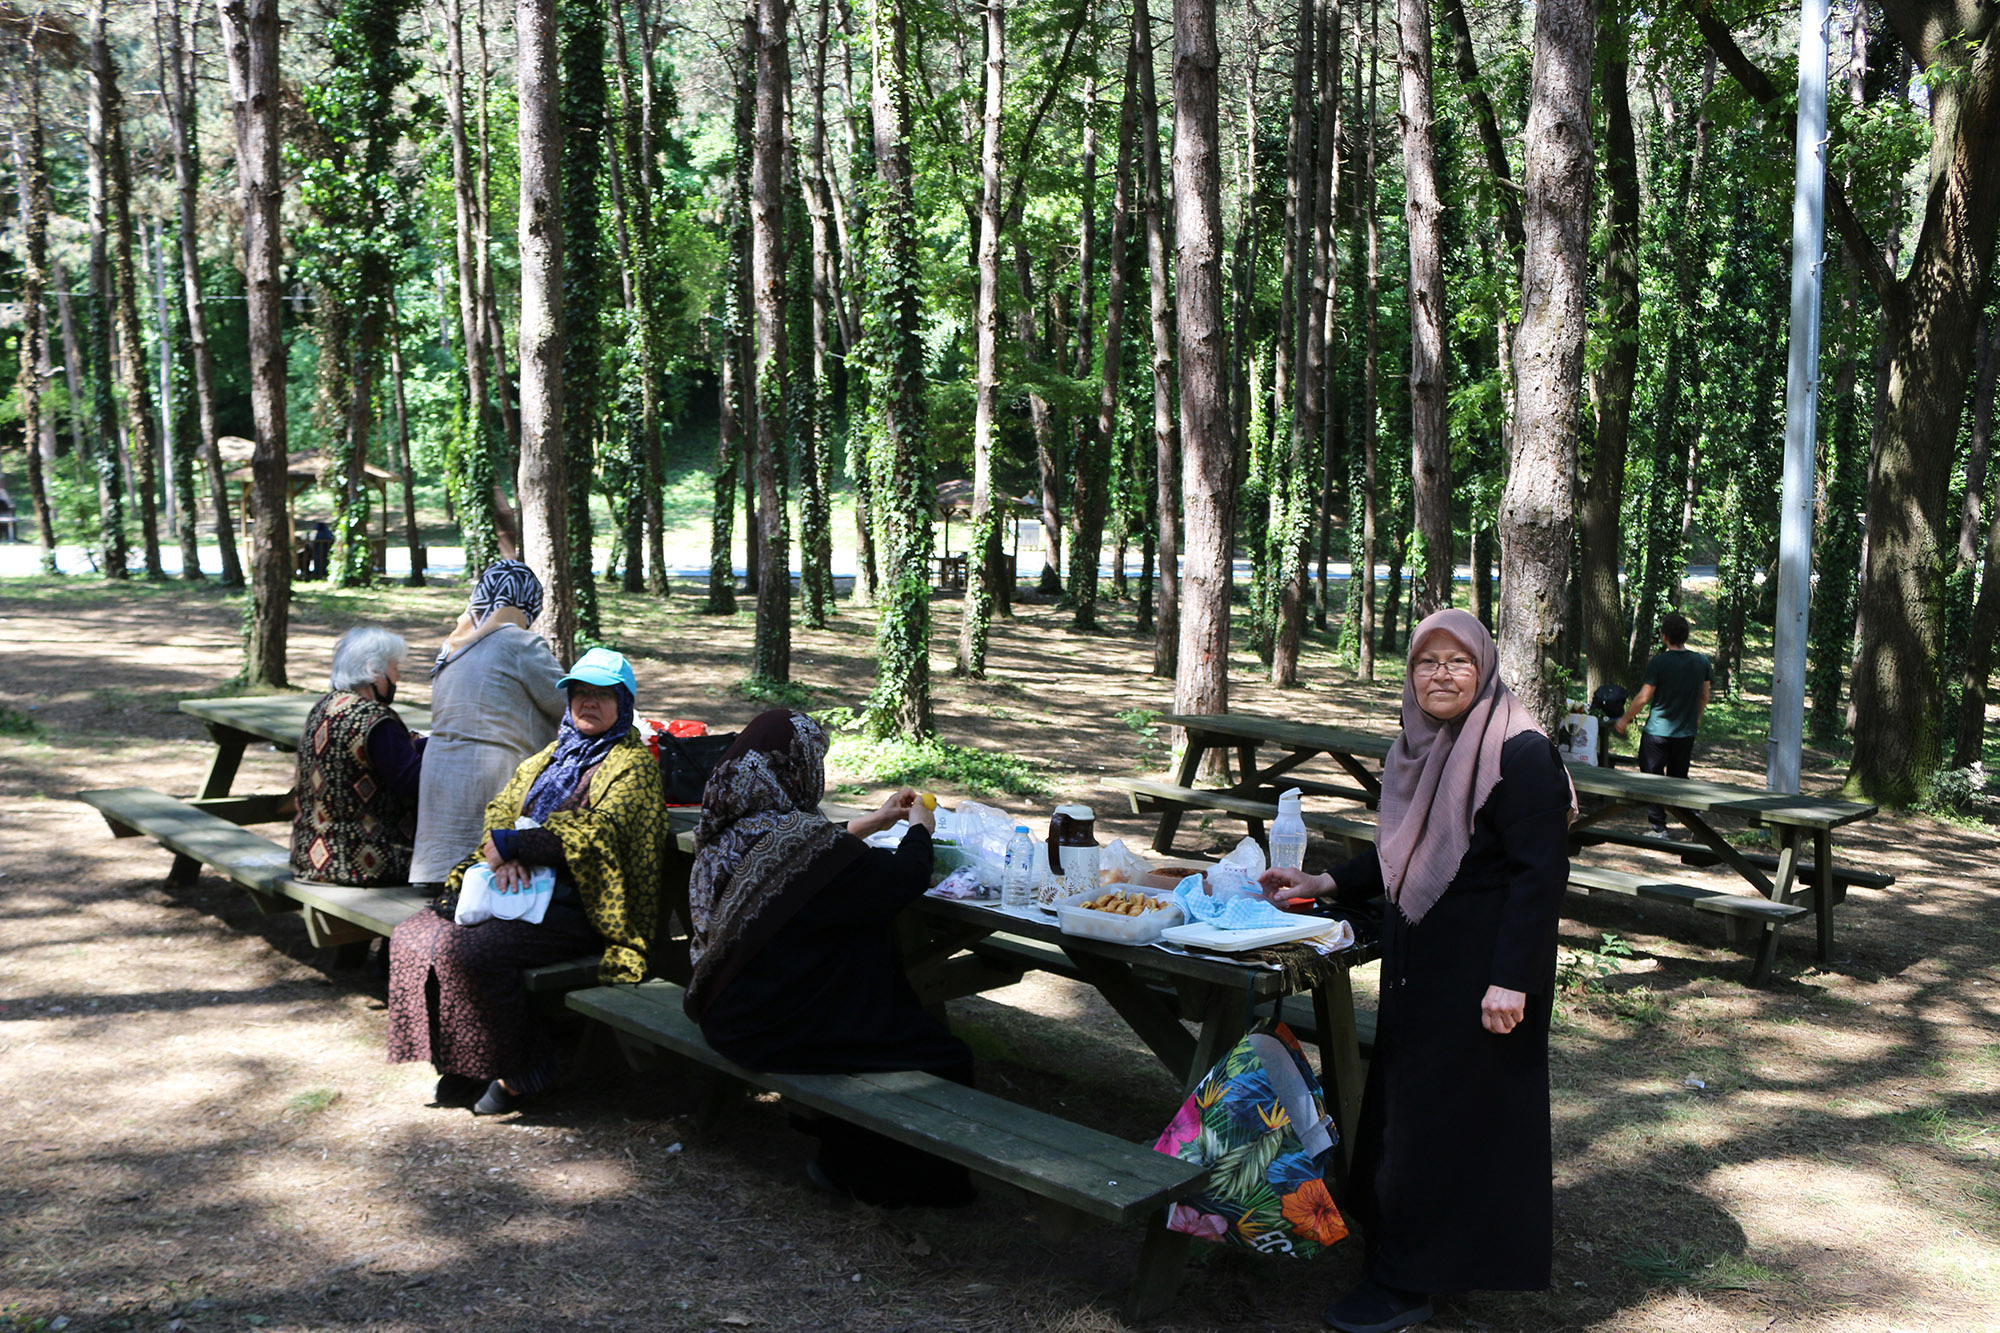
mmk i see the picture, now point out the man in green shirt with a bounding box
[1615,611,1712,835]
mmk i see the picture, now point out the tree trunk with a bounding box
[863,0,933,738]
[386,287,425,585]
[10,85,59,575]
[1358,0,1380,680]
[1580,0,1637,699]
[799,0,838,627]
[1012,231,1062,597]
[156,0,244,586]
[437,0,501,568]
[1497,0,1594,730]
[219,0,291,684]
[1137,0,1180,678]
[1172,0,1234,737]
[85,1,133,580]
[750,0,793,683]
[1072,42,1139,632]
[1397,0,1449,615]
[516,0,573,662]
[957,0,1006,676]
[1274,0,1339,687]
[560,0,606,639]
[1954,319,2000,767]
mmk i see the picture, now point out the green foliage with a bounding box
[737,676,818,708]
[0,706,44,738]
[827,731,1054,800]
[1555,931,1633,994]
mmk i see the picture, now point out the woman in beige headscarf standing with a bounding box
[408,561,568,887]
[1261,608,1574,1333]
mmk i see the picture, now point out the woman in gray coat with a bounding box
[408,562,569,886]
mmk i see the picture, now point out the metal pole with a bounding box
[1768,0,1830,794]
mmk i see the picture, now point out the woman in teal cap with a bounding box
[387,647,667,1114]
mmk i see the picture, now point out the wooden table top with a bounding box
[1160,710,1877,829]
[180,694,435,746]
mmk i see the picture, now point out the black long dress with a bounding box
[1334,730,1570,1294]
[698,825,975,1204]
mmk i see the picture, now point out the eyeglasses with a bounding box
[1411,656,1477,679]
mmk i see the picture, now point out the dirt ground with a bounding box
[1,575,1996,1333]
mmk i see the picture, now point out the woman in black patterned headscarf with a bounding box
[686,709,975,1206]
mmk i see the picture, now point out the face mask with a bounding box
[378,677,397,707]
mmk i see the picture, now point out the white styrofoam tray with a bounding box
[1056,888,1184,944]
[1157,917,1332,953]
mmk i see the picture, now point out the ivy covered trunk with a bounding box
[863,0,933,739]
[10,66,59,576]
[957,0,1005,676]
[1581,0,1638,699]
[1136,0,1179,679]
[560,0,605,639]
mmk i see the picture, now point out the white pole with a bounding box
[1768,0,1830,794]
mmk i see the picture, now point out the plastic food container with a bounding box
[1056,887,1184,944]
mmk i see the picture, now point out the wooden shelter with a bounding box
[222,440,397,575]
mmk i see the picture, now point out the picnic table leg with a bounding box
[1812,828,1836,962]
[1310,969,1365,1183]
[1154,734,1210,854]
[1065,949,1199,1083]
[1180,983,1250,1099]
[1123,1212,1193,1322]
[172,726,255,886]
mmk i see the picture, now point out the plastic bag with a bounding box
[455,817,557,926]
[935,799,1015,888]
[1204,835,1268,901]
[1098,837,1155,887]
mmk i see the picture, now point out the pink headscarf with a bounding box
[1376,608,1569,925]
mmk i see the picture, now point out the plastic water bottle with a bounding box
[1001,826,1036,908]
[1268,788,1308,872]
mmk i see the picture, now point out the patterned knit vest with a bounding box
[291,692,416,885]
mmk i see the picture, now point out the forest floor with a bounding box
[1,574,1996,1333]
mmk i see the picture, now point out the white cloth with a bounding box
[408,625,567,882]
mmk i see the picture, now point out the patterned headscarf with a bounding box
[683,709,864,1020]
[470,559,543,624]
[432,560,546,678]
[1375,608,1573,925]
[522,682,636,821]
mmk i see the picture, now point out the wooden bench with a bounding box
[80,785,599,987]
[1104,779,1806,985]
[1570,826,1893,897]
[567,978,1212,1320]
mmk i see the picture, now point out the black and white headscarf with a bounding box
[432,560,545,678]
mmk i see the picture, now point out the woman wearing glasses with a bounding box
[1261,608,1574,1333]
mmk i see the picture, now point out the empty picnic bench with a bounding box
[568,977,1212,1320]
[1106,778,1808,985]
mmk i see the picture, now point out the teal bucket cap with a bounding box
[558,646,638,700]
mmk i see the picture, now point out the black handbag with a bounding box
[659,731,736,804]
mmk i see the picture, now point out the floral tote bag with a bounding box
[1152,1023,1347,1258]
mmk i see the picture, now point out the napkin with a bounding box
[1171,875,1297,930]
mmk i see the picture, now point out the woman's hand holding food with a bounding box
[848,787,926,837]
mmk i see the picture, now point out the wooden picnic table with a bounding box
[168,694,433,885]
[671,821,1369,1173]
[1121,711,1880,966]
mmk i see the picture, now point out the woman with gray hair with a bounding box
[291,625,426,886]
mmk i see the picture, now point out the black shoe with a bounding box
[1323,1279,1433,1333]
[472,1080,521,1116]
[433,1074,485,1108]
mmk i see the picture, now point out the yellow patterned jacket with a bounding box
[445,729,664,983]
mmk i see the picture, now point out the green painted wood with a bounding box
[1570,826,1891,889]
[279,879,430,936]
[1566,864,1807,921]
[523,955,606,992]
[79,787,297,896]
[567,980,1208,1223]
[179,694,433,749]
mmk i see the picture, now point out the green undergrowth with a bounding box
[826,728,1054,800]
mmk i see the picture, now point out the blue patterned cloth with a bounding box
[1172,876,1297,929]
[522,685,635,821]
